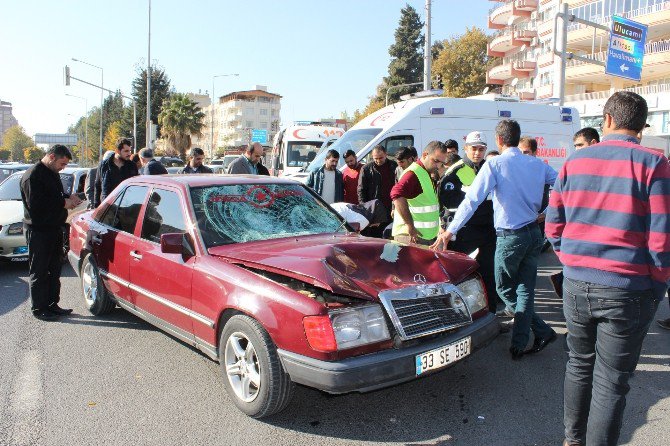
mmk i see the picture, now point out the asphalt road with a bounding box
[1,251,668,446]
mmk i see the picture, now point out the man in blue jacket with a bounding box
[306,149,343,204]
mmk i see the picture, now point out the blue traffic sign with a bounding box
[605,16,647,82]
[251,129,268,144]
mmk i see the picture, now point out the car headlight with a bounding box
[329,304,390,349]
[7,222,23,236]
[457,275,488,314]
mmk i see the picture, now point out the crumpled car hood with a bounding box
[208,233,478,300]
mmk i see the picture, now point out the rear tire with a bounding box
[80,254,115,315]
[219,315,294,418]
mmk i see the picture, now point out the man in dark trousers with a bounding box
[357,145,397,236]
[437,131,499,314]
[179,147,213,174]
[139,148,168,175]
[20,145,82,321]
[95,137,138,207]
[547,92,670,446]
[306,149,343,204]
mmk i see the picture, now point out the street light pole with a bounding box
[66,93,88,165]
[147,0,152,150]
[72,58,103,158]
[211,73,239,158]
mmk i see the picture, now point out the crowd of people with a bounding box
[18,90,669,446]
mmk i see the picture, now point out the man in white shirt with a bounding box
[306,149,343,204]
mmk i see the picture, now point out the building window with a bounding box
[246,121,254,128]
[245,107,254,115]
[260,108,268,115]
[271,109,277,117]
[260,122,268,129]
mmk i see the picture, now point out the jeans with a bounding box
[563,278,658,446]
[494,223,554,349]
[449,225,498,313]
[26,227,64,312]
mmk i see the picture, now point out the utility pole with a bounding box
[423,0,432,91]
[146,0,152,150]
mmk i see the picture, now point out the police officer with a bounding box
[437,131,499,313]
[20,145,82,321]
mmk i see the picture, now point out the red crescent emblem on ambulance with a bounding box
[370,112,393,127]
[292,129,307,139]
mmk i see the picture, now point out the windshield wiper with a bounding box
[335,218,349,233]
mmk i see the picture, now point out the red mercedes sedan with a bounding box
[68,175,499,418]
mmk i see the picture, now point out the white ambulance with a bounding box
[269,123,344,177]
[294,95,580,183]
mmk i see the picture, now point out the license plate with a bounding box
[416,336,471,375]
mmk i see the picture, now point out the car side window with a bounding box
[360,135,414,164]
[140,189,187,243]
[99,186,149,234]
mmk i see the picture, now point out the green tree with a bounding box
[158,93,205,160]
[23,146,44,163]
[1,126,34,161]
[432,27,493,98]
[124,65,172,150]
[380,4,424,104]
[0,149,10,161]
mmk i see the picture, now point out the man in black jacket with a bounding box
[179,147,213,174]
[139,148,168,175]
[306,149,343,204]
[357,145,397,218]
[20,145,82,321]
[95,138,138,207]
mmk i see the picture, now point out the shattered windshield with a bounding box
[190,183,345,247]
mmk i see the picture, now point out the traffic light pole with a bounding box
[64,66,138,154]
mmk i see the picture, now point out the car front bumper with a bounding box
[278,312,499,394]
[0,234,29,261]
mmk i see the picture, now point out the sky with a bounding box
[0,0,490,137]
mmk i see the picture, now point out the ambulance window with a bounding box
[361,135,414,164]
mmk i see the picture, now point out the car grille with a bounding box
[379,284,472,341]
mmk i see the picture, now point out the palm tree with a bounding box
[158,93,205,160]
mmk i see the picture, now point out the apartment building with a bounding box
[487,0,670,142]
[195,85,281,156]
[0,100,19,147]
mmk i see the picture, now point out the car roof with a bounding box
[127,174,299,188]
[61,167,90,174]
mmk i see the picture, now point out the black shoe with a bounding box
[528,330,557,354]
[499,324,511,334]
[509,346,524,360]
[657,318,670,330]
[48,304,73,315]
[33,310,59,321]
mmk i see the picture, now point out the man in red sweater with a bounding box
[546,91,670,446]
[342,149,362,204]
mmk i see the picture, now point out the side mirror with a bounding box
[160,233,183,254]
[348,221,361,232]
[160,232,196,259]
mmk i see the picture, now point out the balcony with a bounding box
[488,62,516,83]
[513,0,537,16]
[565,82,670,102]
[514,28,537,43]
[489,31,515,56]
[514,60,536,71]
[517,89,536,100]
[536,84,554,99]
[567,1,670,49]
[489,1,513,29]
[565,39,670,82]
[536,18,553,37]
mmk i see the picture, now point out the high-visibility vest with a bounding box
[392,162,440,240]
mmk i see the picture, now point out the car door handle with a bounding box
[130,251,142,260]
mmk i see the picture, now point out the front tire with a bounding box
[80,254,115,315]
[219,315,294,418]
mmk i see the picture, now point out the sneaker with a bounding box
[657,318,670,330]
[496,307,515,318]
